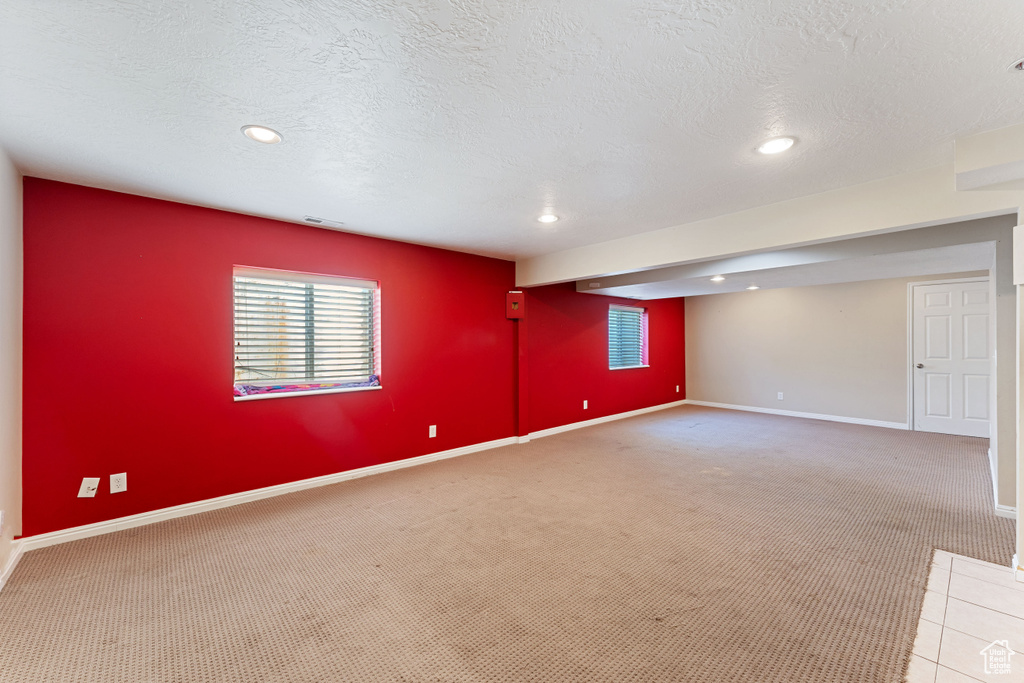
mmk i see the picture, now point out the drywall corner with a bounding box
[0,147,23,575]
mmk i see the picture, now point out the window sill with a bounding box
[609,364,650,370]
[233,384,383,402]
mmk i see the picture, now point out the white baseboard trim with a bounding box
[528,400,689,440]
[13,402,694,556]
[989,447,996,503]
[683,400,910,431]
[18,436,519,554]
[0,540,24,593]
[988,448,1009,519]
[995,505,1017,520]
[2,396,944,593]
[690,402,1015,518]
[2,400,701,593]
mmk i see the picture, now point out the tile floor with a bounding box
[907,550,1024,682]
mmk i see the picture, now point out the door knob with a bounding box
[915,363,924,369]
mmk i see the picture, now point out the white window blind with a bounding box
[233,269,377,390]
[609,304,646,369]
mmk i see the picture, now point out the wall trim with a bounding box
[692,401,1016,519]
[989,447,1004,515]
[0,540,24,593]
[683,400,910,431]
[996,505,1018,520]
[17,436,519,555]
[18,395,996,593]
[528,400,689,440]
[4,400,694,584]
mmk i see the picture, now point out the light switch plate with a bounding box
[78,478,100,498]
[428,425,436,438]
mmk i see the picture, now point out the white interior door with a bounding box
[912,280,992,437]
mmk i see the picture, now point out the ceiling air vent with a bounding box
[303,216,345,229]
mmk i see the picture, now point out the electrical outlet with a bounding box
[777,392,784,400]
[428,425,436,438]
[110,472,127,494]
[78,477,100,498]
[583,400,588,409]
[676,385,680,392]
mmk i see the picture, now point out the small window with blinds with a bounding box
[233,267,380,400]
[609,304,648,370]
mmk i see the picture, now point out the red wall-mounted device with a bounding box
[506,291,525,319]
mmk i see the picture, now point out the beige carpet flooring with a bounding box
[0,406,1014,682]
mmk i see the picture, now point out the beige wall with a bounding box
[686,252,1019,515]
[686,272,988,425]
[0,147,21,577]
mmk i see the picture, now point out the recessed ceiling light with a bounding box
[241,125,283,144]
[1010,58,1024,72]
[538,214,559,223]
[746,285,760,291]
[710,275,725,282]
[757,137,795,155]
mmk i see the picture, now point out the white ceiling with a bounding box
[1,1,1023,260]
[584,242,995,299]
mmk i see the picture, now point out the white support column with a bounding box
[1015,223,1024,578]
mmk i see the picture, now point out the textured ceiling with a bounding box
[585,243,994,299]
[2,0,1023,259]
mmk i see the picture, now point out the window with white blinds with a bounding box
[609,304,648,369]
[233,268,378,398]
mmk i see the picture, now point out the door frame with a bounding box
[906,276,994,434]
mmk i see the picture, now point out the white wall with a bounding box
[686,271,1003,428]
[0,147,22,578]
[683,214,1019,513]
[687,277,922,423]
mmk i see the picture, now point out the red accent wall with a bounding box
[22,179,517,536]
[22,179,686,537]
[524,283,685,433]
